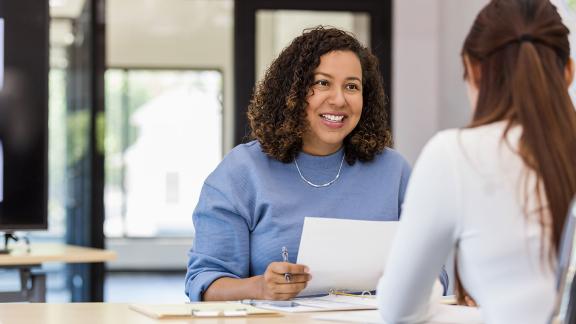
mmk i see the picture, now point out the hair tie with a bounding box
[518,34,534,43]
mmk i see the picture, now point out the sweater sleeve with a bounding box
[377,132,461,323]
[185,182,251,301]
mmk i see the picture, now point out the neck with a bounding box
[301,142,343,156]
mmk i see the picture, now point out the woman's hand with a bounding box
[258,262,312,300]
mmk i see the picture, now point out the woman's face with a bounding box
[302,50,363,156]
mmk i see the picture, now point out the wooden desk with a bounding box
[0,244,116,302]
[0,303,351,324]
[0,243,116,266]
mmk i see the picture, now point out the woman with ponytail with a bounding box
[377,0,576,323]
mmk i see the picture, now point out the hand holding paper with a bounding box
[296,217,399,296]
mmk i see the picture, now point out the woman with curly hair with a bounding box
[185,26,412,301]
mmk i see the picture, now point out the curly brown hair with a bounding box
[247,26,392,165]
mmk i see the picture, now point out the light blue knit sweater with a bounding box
[185,140,412,301]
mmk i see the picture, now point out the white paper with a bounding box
[314,305,483,324]
[0,18,3,90]
[256,280,444,313]
[296,217,399,296]
[256,294,378,313]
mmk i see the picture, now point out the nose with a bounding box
[327,87,346,107]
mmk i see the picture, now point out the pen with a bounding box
[281,246,292,282]
[240,299,299,307]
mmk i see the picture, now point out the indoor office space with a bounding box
[1,0,576,323]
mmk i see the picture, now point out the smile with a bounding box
[320,114,345,122]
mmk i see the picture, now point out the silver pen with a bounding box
[281,246,292,282]
[240,299,299,307]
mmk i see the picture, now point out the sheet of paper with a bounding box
[256,294,378,313]
[129,303,278,319]
[296,217,399,296]
[314,305,483,323]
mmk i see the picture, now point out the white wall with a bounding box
[552,0,576,100]
[393,0,488,164]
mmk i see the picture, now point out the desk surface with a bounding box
[0,303,360,324]
[0,243,116,266]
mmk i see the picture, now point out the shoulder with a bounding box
[414,124,509,174]
[422,122,512,161]
[370,147,412,173]
[205,140,269,186]
[428,122,510,148]
[223,140,264,162]
[422,128,461,153]
[381,147,410,165]
[414,128,465,171]
[353,148,411,184]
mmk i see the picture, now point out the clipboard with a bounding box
[129,302,281,319]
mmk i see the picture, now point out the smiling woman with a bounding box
[185,26,414,302]
[248,27,391,165]
[303,50,363,156]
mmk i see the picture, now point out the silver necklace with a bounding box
[294,154,345,188]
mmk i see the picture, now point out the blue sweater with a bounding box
[185,141,412,301]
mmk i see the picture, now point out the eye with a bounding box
[314,80,329,87]
[345,83,360,91]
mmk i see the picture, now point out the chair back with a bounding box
[550,197,576,324]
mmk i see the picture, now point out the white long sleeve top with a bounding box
[378,122,556,324]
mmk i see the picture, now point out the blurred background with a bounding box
[0,0,575,303]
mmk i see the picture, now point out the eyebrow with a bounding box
[315,72,361,82]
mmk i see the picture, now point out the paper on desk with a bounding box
[296,217,399,296]
[129,303,279,319]
[314,305,483,324]
[256,294,379,313]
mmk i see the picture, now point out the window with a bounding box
[104,69,222,238]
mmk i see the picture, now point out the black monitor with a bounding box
[0,0,48,233]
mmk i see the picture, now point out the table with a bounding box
[0,244,116,302]
[0,303,355,324]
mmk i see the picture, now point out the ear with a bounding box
[463,54,481,89]
[565,58,574,87]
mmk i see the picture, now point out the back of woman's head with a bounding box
[248,26,391,164]
[461,0,576,287]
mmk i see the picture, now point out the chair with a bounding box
[550,196,576,324]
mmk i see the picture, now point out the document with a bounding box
[253,280,447,313]
[129,303,279,319]
[253,294,379,313]
[297,217,399,296]
[314,305,483,323]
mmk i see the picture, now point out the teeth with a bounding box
[321,114,344,122]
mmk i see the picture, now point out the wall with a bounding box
[393,0,488,164]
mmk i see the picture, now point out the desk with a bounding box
[0,303,349,324]
[0,244,116,302]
